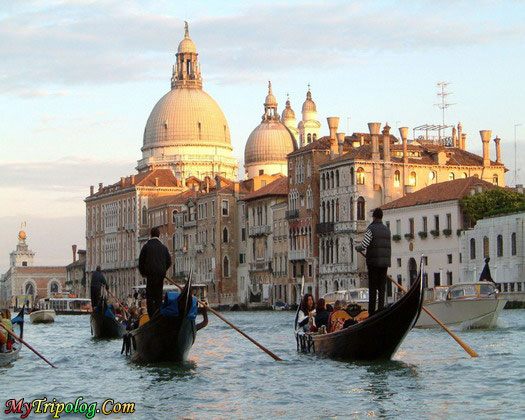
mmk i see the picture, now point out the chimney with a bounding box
[494,136,502,164]
[154,177,159,187]
[457,122,463,150]
[90,185,94,195]
[72,244,77,263]
[131,174,135,184]
[327,117,340,156]
[98,182,103,192]
[479,130,492,167]
[461,133,467,151]
[368,122,381,161]
[336,132,346,155]
[215,175,221,190]
[399,127,409,164]
[120,177,125,186]
[382,123,391,162]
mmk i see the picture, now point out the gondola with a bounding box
[123,274,205,363]
[296,266,424,361]
[0,307,24,367]
[90,298,126,339]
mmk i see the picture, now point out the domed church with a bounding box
[137,22,238,181]
[244,82,298,179]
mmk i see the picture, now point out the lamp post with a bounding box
[515,123,522,186]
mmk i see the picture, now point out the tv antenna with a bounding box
[434,82,456,126]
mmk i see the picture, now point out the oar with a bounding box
[105,289,131,319]
[357,250,478,358]
[165,276,283,361]
[0,322,57,368]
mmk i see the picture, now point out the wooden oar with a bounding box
[105,289,131,319]
[0,322,57,368]
[357,250,478,357]
[165,276,283,361]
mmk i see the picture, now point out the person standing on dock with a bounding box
[90,266,108,309]
[139,227,172,318]
[355,208,391,316]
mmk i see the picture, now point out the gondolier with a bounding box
[355,208,391,316]
[139,227,172,318]
[90,266,108,309]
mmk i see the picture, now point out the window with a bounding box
[308,264,313,278]
[211,200,215,217]
[447,254,452,264]
[172,210,177,223]
[409,171,417,186]
[434,272,441,287]
[239,253,245,264]
[259,169,264,176]
[357,197,365,220]
[22,261,27,267]
[386,221,390,230]
[307,133,312,143]
[394,170,400,187]
[492,174,499,185]
[446,213,452,230]
[356,167,365,185]
[497,235,503,257]
[511,232,517,255]
[350,167,355,185]
[447,272,453,286]
[50,282,59,293]
[423,256,428,266]
[483,236,490,258]
[409,218,414,236]
[142,206,148,225]
[222,200,229,216]
[396,219,401,236]
[429,171,436,183]
[462,172,468,178]
[241,228,246,242]
[422,216,428,233]
[470,238,476,260]
[434,215,440,231]
[449,172,455,181]
[223,227,229,243]
[223,256,230,277]
[397,258,402,267]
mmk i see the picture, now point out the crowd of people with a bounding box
[296,294,369,334]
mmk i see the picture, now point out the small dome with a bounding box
[265,81,277,107]
[245,120,297,165]
[178,38,196,54]
[281,99,295,120]
[18,230,26,241]
[302,90,317,113]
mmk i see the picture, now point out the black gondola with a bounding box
[296,267,424,361]
[123,273,206,363]
[90,298,126,339]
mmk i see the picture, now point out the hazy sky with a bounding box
[1,0,524,272]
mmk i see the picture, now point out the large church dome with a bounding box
[137,22,238,181]
[244,82,297,179]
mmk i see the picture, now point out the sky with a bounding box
[1,0,524,272]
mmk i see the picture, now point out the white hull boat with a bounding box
[29,310,56,324]
[416,283,507,329]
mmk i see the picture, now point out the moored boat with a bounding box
[90,299,126,339]
[38,297,92,315]
[416,282,507,329]
[296,268,423,361]
[124,277,207,363]
[29,309,56,324]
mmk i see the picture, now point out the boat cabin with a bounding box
[447,283,498,300]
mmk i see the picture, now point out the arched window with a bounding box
[356,167,365,185]
[511,232,517,256]
[409,171,417,186]
[449,172,455,181]
[429,171,436,183]
[321,173,326,190]
[394,170,401,187]
[172,210,177,223]
[350,167,355,185]
[483,236,490,258]
[50,281,59,294]
[222,227,229,243]
[492,175,499,185]
[331,171,335,188]
[336,170,340,188]
[173,234,176,250]
[462,172,468,178]
[350,197,354,220]
[470,238,476,259]
[223,256,230,277]
[321,201,326,222]
[497,235,503,257]
[357,197,365,220]
[336,199,340,222]
[142,206,148,225]
[307,133,312,143]
[25,282,35,296]
[313,133,317,141]
[327,201,331,222]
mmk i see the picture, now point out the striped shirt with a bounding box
[359,228,373,251]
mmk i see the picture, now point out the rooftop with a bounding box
[243,176,288,201]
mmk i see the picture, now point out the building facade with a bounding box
[65,245,87,298]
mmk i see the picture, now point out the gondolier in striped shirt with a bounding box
[355,208,391,316]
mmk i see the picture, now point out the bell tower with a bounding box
[171,21,202,89]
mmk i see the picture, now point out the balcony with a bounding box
[316,222,334,234]
[288,249,307,261]
[319,263,354,275]
[183,219,196,228]
[249,261,272,272]
[334,220,368,233]
[285,209,299,219]
[249,225,272,237]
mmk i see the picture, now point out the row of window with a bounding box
[470,233,517,260]
[387,214,452,237]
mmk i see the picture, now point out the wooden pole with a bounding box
[357,250,478,357]
[105,289,131,319]
[165,276,283,361]
[0,322,57,368]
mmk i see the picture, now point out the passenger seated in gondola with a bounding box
[138,306,150,327]
[0,309,13,353]
[297,294,316,332]
[315,299,330,330]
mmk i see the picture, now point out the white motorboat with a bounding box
[29,309,56,324]
[323,288,369,310]
[416,282,507,329]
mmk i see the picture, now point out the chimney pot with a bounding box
[369,122,381,160]
[90,185,94,195]
[131,175,135,184]
[336,132,346,156]
[72,244,77,262]
[480,130,492,167]
[494,136,502,164]
[98,182,103,191]
[399,127,409,164]
[120,177,125,186]
[327,117,340,141]
[368,122,381,135]
[154,177,159,187]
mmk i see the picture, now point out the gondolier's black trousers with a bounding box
[90,287,101,309]
[367,266,387,316]
[146,276,164,318]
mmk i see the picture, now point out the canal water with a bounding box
[2,310,524,419]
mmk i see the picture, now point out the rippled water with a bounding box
[2,310,524,419]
